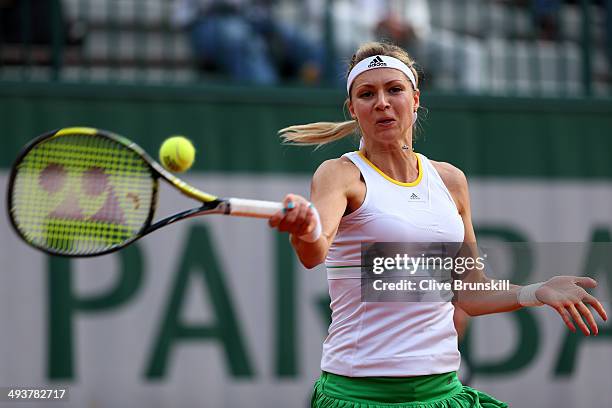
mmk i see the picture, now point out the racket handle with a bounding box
[228,198,283,218]
[227,198,323,243]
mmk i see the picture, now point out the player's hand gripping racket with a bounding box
[7,127,289,256]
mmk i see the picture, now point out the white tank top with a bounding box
[321,151,465,377]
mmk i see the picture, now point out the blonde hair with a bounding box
[279,42,419,147]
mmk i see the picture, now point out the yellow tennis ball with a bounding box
[159,136,195,173]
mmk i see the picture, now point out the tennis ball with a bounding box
[159,136,195,173]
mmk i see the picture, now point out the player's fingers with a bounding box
[555,306,576,333]
[290,202,310,234]
[282,194,308,210]
[576,302,598,336]
[268,211,283,228]
[296,205,320,237]
[574,277,597,289]
[583,294,608,322]
[279,200,307,233]
[284,201,302,223]
[567,304,590,336]
[299,207,316,236]
[282,194,298,208]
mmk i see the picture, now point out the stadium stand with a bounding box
[1,0,610,95]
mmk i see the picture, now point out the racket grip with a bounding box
[228,198,283,218]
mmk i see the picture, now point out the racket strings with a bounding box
[11,133,155,255]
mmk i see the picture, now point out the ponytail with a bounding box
[279,120,358,148]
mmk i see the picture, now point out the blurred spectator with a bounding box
[533,0,562,41]
[564,0,605,5]
[503,0,606,42]
[0,0,85,47]
[607,0,612,68]
[172,0,323,85]
[327,0,488,92]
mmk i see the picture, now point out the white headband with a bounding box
[347,55,417,95]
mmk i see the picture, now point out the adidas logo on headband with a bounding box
[368,56,387,68]
[347,55,417,94]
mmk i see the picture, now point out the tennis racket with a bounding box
[7,127,285,257]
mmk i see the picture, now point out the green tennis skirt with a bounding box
[311,371,508,408]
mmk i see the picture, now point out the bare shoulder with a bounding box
[430,160,469,212]
[312,156,361,189]
[430,160,467,190]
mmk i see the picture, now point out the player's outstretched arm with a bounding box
[436,161,608,335]
[268,158,355,269]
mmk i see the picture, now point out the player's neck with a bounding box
[363,148,419,184]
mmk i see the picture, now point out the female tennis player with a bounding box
[268,42,607,407]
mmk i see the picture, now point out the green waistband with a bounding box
[318,371,462,404]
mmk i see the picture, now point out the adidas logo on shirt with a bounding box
[410,193,420,200]
[368,56,387,68]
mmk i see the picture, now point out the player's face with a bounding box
[349,68,419,146]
